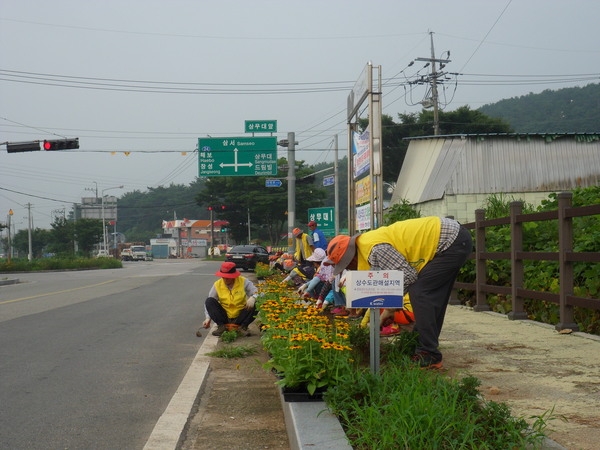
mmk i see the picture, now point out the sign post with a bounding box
[346,270,404,374]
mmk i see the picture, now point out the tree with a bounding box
[74,219,103,255]
[11,228,52,258]
[47,217,75,257]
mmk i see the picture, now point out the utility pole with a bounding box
[333,134,339,235]
[27,203,32,261]
[415,31,451,135]
[278,133,298,253]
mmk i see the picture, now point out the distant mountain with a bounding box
[478,83,600,133]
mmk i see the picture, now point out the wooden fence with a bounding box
[451,192,600,331]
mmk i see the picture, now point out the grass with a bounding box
[206,344,257,359]
[0,256,122,272]
[323,323,554,450]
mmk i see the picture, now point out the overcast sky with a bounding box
[1,0,599,230]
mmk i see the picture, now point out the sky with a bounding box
[1,0,599,230]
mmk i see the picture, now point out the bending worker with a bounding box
[324,216,472,369]
[202,261,258,337]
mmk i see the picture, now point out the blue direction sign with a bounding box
[323,175,335,186]
[198,136,277,177]
[265,179,282,187]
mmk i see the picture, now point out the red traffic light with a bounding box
[43,138,79,151]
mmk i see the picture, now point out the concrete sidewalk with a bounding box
[146,305,600,450]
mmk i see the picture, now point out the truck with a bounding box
[121,245,148,261]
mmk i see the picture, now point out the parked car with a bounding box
[225,245,270,271]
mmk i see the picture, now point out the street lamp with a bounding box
[101,185,123,255]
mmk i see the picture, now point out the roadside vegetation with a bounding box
[327,325,554,450]
[252,272,555,449]
[0,256,121,273]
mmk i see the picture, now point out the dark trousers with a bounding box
[205,297,257,327]
[408,227,473,359]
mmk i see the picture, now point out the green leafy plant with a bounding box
[220,330,239,343]
[206,345,257,358]
[258,278,353,395]
[324,362,552,449]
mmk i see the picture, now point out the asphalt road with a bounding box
[0,259,220,450]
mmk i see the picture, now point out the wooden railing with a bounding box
[451,192,600,331]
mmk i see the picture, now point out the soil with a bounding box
[179,323,290,450]
[440,307,600,450]
[179,305,600,450]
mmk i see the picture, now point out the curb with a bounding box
[143,330,218,450]
[280,397,352,450]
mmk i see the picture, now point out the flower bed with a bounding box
[256,277,353,397]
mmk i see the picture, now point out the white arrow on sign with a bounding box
[219,148,253,172]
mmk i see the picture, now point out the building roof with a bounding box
[394,133,600,204]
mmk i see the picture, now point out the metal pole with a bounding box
[334,134,339,235]
[247,208,251,244]
[101,195,106,253]
[27,203,32,261]
[287,132,296,253]
[430,32,440,136]
[7,209,13,263]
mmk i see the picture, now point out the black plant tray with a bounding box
[281,385,325,402]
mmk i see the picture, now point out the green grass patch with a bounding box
[206,344,257,359]
[0,257,122,272]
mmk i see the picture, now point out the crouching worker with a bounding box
[324,217,472,369]
[202,262,258,337]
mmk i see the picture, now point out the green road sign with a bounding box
[308,207,335,237]
[198,136,277,177]
[244,120,277,133]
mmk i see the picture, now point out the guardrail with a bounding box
[452,192,600,331]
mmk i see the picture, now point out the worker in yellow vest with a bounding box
[292,227,314,265]
[324,217,472,369]
[202,262,258,337]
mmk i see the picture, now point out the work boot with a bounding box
[212,325,226,336]
[238,325,251,337]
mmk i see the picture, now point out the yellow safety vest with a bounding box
[356,217,441,273]
[294,233,314,261]
[214,276,247,319]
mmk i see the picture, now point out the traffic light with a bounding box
[220,225,227,233]
[43,138,79,151]
[7,141,41,153]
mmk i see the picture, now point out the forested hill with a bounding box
[478,82,600,133]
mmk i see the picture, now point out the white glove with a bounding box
[297,283,308,294]
[245,296,256,309]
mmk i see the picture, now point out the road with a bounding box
[0,259,219,450]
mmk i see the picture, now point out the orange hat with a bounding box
[215,261,240,278]
[324,234,359,275]
[292,227,302,237]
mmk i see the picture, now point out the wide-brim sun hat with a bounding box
[324,234,359,276]
[215,261,241,278]
[306,247,326,262]
[292,227,302,237]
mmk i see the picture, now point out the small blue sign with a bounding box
[266,179,282,188]
[323,175,335,186]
